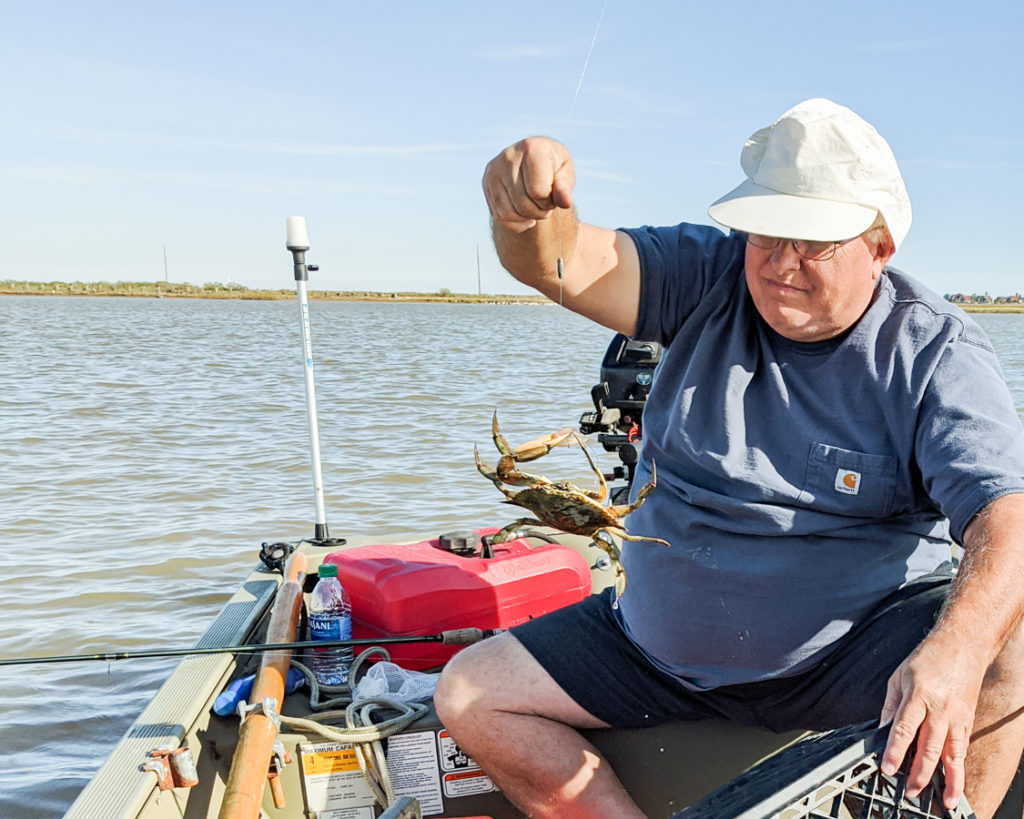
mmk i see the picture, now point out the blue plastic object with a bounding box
[213,666,306,716]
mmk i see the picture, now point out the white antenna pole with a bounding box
[285,216,341,544]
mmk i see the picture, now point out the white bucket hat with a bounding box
[708,98,912,250]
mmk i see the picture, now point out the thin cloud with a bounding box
[0,164,417,196]
[473,44,564,61]
[250,143,472,158]
[903,157,1010,171]
[592,83,695,117]
[854,39,938,53]
[1,121,474,161]
[574,163,636,185]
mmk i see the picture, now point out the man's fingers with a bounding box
[941,724,970,809]
[484,179,537,232]
[879,675,902,727]
[519,142,574,214]
[550,159,576,210]
[905,716,948,797]
[942,751,967,810]
[881,698,926,776]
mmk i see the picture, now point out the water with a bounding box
[0,295,617,817]
[0,296,1022,817]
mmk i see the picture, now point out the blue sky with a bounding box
[0,0,1021,297]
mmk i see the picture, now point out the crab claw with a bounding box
[491,410,580,464]
[513,428,580,461]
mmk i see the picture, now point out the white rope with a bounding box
[280,649,430,810]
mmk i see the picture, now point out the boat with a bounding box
[61,219,1023,819]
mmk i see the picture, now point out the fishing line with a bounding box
[556,0,609,306]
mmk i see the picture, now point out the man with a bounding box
[434,99,1024,818]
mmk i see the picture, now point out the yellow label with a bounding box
[300,745,360,776]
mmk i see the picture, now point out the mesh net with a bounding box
[353,661,439,703]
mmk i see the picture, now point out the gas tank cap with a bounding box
[438,530,482,556]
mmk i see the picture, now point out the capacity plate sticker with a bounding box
[299,741,376,819]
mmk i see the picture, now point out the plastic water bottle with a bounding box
[308,563,353,685]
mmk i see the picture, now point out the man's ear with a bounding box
[871,231,896,278]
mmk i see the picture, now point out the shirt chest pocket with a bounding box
[797,443,898,518]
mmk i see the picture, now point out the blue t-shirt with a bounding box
[615,223,1024,690]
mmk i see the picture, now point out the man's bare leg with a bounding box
[434,631,646,819]
[964,622,1024,818]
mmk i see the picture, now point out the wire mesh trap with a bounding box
[673,721,976,819]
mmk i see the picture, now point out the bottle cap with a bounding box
[317,564,339,578]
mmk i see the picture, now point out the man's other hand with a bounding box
[879,630,983,810]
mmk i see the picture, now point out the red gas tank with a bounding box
[322,528,592,670]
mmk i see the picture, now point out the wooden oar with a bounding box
[219,551,307,819]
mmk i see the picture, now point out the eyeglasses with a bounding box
[746,234,851,261]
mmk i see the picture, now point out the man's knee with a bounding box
[435,632,525,730]
[434,641,486,728]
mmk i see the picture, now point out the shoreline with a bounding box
[0,281,551,305]
[2,282,1022,312]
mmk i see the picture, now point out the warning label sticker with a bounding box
[299,741,376,818]
[437,729,496,796]
[437,728,476,772]
[443,768,497,798]
[387,731,444,815]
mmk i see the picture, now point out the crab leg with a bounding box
[492,518,548,544]
[474,445,520,499]
[609,461,660,516]
[574,435,609,503]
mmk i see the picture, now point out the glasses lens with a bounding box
[746,234,780,251]
[794,240,837,261]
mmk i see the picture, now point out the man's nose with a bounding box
[769,239,803,269]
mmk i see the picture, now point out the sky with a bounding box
[0,0,1021,298]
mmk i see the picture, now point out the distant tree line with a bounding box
[945,292,1023,305]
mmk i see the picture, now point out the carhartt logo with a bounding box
[835,469,861,495]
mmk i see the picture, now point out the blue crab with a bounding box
[475,411,669,596]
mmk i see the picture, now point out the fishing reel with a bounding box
[579,333,661,504]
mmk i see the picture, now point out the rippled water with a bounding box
[0,296,1021,817]
[0,295,618,817]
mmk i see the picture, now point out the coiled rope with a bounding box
[279,648,430,809]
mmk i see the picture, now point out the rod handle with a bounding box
[440,628,487,645]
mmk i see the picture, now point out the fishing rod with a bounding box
[0,628,493,668]
[286,215,345,547]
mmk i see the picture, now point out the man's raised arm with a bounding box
[482,136,642,336]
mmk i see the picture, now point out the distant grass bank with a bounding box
[3,279,1022,312]
[0,280,551,305]
[955,304,1024,314]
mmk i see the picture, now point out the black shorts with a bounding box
[511,569,952,732]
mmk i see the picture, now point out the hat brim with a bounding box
[708,179,878,242]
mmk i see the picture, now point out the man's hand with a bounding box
[879,629,984,810]
[482,137,576,232]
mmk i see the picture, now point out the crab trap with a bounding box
[673,721,976,819]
